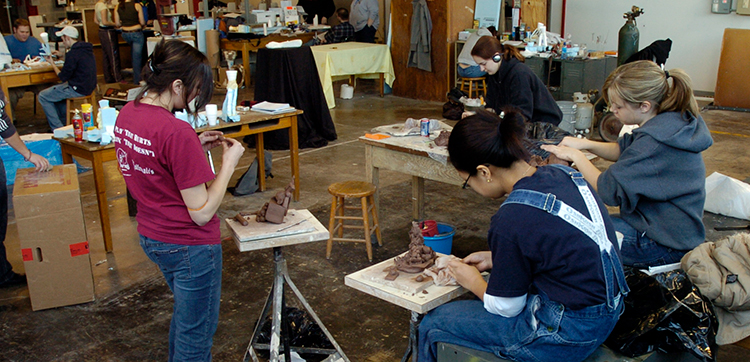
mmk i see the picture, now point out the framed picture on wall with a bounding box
[57,0,68,6]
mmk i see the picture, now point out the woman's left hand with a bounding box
[447,259,482,288]
[199,131,225,152]
[28,153,51,172]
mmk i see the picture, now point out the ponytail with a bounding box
[660,68,700,117]
[604,60,699,119]
[448,108,529,175]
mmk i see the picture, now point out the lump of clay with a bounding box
[528,153,570,167]
[422,255,462,286]
[433,131,450,147]
[393,221,437,273]
[256,178,295,224]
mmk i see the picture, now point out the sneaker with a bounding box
[0,272,27,288]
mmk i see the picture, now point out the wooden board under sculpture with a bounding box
[361,221,439,294]
[226,209,317,242]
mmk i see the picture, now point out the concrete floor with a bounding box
[1,79,750,362]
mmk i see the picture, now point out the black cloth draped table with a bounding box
[252,46,337,150]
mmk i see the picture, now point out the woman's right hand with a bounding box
[221,137,244,169]
[463,251,492,272]
[558,136,590,150]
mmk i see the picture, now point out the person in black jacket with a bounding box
[39,26,97,130]
[469,36,562,126]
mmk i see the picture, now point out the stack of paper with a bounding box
[251,101,295,114]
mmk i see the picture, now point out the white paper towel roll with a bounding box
[340,84,354,99]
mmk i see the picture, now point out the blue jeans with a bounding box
[457,65,486,78]
[418,292,622,362]
[122,31,145,83]
[612,217,687,268]
[38,82,86,130]
[140,235,222,362]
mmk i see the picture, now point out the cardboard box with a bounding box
[102,83,141,102]
[14,164,94,311]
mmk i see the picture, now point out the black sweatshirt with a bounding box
[486,57,562,126]
[58,41,97,96]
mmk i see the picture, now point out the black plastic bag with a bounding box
[604,267,718,361]
[228,152,273,196]
[447,87,468,104]
[255,307,334,350]
[442,101,463,120]
[523,121,572,159]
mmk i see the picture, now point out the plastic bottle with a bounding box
[81,103,93,130]
[72,110,83,143]
[222,69,239,122]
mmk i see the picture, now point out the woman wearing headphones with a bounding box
[470,36,562,126]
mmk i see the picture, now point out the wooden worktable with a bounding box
[0,66,59,121]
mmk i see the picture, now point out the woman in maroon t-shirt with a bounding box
[114,40,244,360]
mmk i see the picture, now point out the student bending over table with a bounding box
[468,36,562,126]
[114,40,244,360]
[542,60,713,268]
[418,108,628,362]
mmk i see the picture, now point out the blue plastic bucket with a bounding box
[423,223,455,255]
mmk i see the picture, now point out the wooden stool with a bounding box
[459,77,487,98]
[326,181,382,262]
[66,92,97,125]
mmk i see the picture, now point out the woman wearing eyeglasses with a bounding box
[417,108,628,362]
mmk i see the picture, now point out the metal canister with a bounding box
[72,110,83,142]
[420,118,430,137]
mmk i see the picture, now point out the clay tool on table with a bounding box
[714,224,750,231]
[276,217,309,232]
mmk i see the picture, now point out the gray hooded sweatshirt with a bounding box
[598,111,713,251]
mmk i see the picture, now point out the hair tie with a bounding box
[149,60,161,75]
[664,70,670,79]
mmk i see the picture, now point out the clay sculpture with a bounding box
[384,222,438,280]
[256,178,295,224]
[433,131,450,147]
[528,153,570,167]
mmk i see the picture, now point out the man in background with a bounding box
[38,26,96,130]
[4,19,47,112]
[307,8,354,46]
[350,0,378,43]
[4,19,42,62]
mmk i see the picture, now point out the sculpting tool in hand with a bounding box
[276,218,308,232]
[714,224,750,231]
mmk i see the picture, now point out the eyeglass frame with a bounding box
[461,173,471,189]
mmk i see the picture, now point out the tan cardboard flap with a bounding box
[14,164,78,196]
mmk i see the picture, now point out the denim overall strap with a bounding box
[503,168,629,309]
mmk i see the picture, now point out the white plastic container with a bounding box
[340,84,354,99]
[556,101,577,134]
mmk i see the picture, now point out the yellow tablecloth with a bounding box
[310,42,396,108]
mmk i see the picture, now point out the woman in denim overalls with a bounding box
[418,109,629,362]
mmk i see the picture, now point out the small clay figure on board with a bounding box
[393,221,437,273]
[528,153,570,167]
[256,178,295,224]
[433,131,450,147]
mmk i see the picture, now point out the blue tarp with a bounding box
[0,139,63,185]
